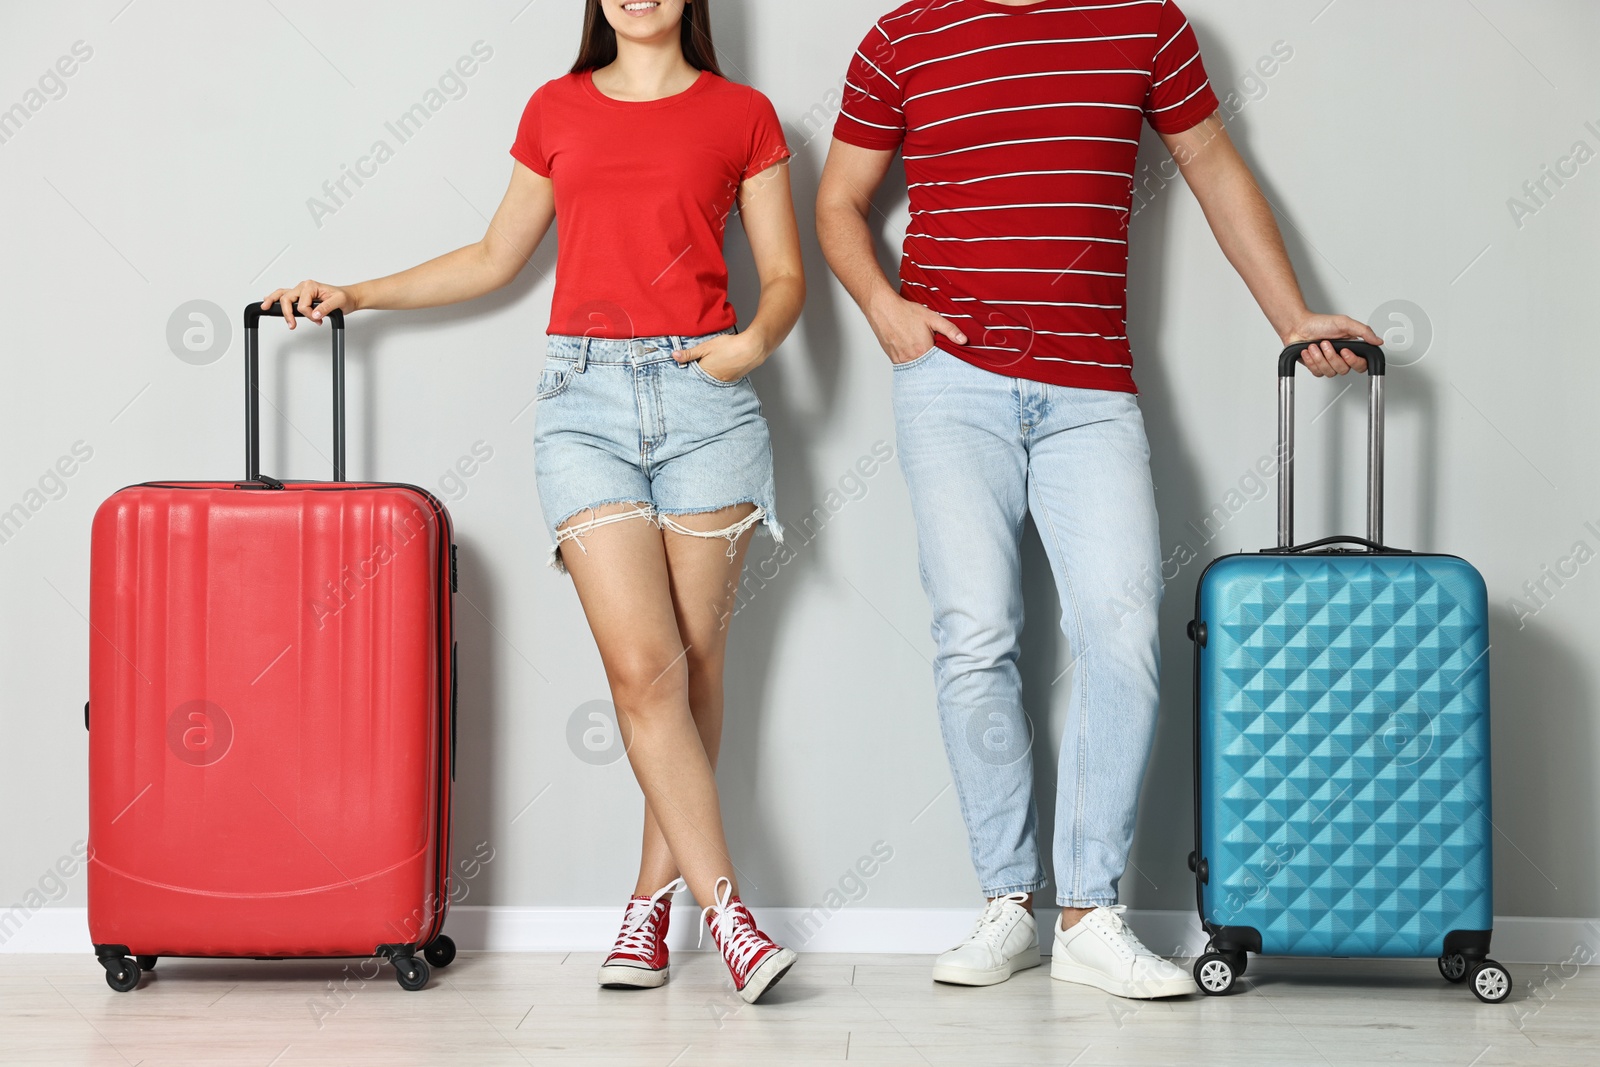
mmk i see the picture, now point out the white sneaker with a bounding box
[1050,905,1198,999]
[931,893,1041,986]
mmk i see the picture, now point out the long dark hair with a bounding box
[571,1,723,77]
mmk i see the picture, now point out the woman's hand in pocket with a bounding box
[677,332,765,382]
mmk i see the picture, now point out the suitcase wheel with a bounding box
[1438,953,1468,983]
[103,956,142,993]
[1469,960,1512,1004]
[1194,951,1240,996]
[392,955,431,991]
[424,934,457,969]
[136,955,158,972]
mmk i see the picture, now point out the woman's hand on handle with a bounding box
[260,281,353,328]
[1283,313,1384,377]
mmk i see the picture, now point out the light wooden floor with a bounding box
[3,952,1593,1065]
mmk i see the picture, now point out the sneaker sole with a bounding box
[736,947,797,1004]
[931,944,1041,987]
[1049,958,1197,999]
[597,963,669,989]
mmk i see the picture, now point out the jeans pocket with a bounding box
[536,361,575,401]
[689,359,745,388]
[891,345,941,372]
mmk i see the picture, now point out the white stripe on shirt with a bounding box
[883,0,1157,29]
[904,135,1139,161]
[898,35,1158,78]
[888,2,1161,48]
[918,100,1143,132]
[907,233,1127,245]
[844,79,892,107]
[913,264,1127,277]
[949,298,1123,308]
[1034,355,1134,367]
[882,0,963,25]
[912,203,1130,216]
[910,169,1132,189]
[955,323,1128,341]
[856,47,900,92]
[1149,80,1212,113]
[1152,50,1200,88]
[904,69,1149,106]
[840,112,905,132]
[964,347,1133,369]
[1154,17,1191,58]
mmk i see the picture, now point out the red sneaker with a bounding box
[597,878,685,989]
[700,877,797,1004]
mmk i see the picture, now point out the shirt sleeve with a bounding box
[509,87,550,176]
[832,20,905,150]
[1144,1,1219,134]
[742,89,792,180]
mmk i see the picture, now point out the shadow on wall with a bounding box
[1487,603,1596,919]
[450,537,506,906]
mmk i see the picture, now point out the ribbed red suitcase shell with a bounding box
[88,481,453,958]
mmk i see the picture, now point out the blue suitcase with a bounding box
[1186,342,1510,1003]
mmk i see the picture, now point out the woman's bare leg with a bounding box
[633,503,758,897]
[556,503,745,906]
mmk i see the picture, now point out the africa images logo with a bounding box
[166,700,234,767]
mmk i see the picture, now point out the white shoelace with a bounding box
[959,892,1029,951]
[1090,904,1154,961]
[610,877,685,957]
[699,877,769,973]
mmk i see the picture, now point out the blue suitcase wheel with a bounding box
[1194,952,1238,995]
[1469,961,1511,1003]
[1438,954,1468,983]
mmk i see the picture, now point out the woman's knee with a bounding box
[608,649,690,714]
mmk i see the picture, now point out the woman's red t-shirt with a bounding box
[511,70,791,340]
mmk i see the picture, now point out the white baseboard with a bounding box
[7,907,1597,965]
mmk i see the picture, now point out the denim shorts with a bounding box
[532,331,783,570]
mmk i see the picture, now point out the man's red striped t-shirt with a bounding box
[834,0,1218,393]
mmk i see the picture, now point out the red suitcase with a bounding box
[88,304,457,991]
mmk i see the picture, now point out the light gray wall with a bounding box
[3,1,1597,926]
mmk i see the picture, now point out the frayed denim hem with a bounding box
[546,501,782,576]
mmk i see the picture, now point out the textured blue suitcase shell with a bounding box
[1195,552,1493,958]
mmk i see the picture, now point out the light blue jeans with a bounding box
[533,331,783,572]
[891,346,1163,907]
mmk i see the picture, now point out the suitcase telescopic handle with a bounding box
[242,302,346,482]
[1276,340,1386,549]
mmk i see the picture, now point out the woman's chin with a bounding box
[610,25,679,47]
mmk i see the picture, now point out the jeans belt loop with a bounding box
[576,337,590,373]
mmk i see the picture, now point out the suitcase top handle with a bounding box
[242,302,346,483]
[1276,340,1387,550]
